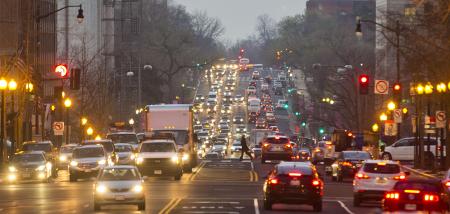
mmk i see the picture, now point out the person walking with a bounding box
[240,135,253,161]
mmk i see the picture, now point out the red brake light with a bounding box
[269,178,278,184]
[263,143,270,148]
[404,189,420,194]
[312,179,320,186]
[355,173,370,179]
[342,162,353,167]
[288,172,302,177]
[275,136,280,139]
[393,173,406,180]
[424,194,439,202]
[285,143,292,148]
[385,192,399,200]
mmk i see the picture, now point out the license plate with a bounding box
[272,147,283,151]
[376,178,386,184]
[115,195,125,201]
[85,169,92,172]
[404,204,417,211]
[290,180,300,186]
[154,170,162,175]
[22,173,31,178]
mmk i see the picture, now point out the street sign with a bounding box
[374,80,389,95]
[393,109,402,123]
[384,120,397,136]
[436,111,446,128]
[424,115,436,134]
[53,122,64,136]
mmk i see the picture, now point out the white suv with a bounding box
[381,137,442,161]
[353,160,409,207]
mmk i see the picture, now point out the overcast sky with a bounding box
[174,0,307,42]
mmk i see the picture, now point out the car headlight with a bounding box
[171,156,179,164]
[36,165,46,171]
[130,154,136,160]
[98,159,106,165]
[182,154,189,161]
[133,184,143,193]
[96,185,107,193]
[240,119,243,122]
[70,161,78,167]
[202,144,206,149]
[8,166,17,172]
[59,155,67,162]
[136,157,144,165]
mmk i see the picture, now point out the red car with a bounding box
[383,178,450,212]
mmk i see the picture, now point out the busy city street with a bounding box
[1,0,450,213]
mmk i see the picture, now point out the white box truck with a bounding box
[145,104,197,172]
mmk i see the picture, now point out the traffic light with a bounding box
[319,128,325,134]
[301,122,306,127]
[294,112,300,116]
[393,82,401,97]
[358,74,369,94]
[283,104,289,109]
[240,48,245,54]
[54,64,69,78]
[70,68,81,90]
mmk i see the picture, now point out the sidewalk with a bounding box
[288,69,310,136]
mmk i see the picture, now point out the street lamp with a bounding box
[64,98,72,145]
[81,117,88,126]
[379,113,388,121]
[0,78,7,162]
[371,123,379,132]
[129,118,135,125]
[86,127,94,139]
[416,84,424,95]
[437,82,447,93]
[25,83,34,93]
[424,82,433,94]
[387,101,396,111]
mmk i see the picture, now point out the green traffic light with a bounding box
[301,122,306,127]
[283,104,289,109]
[319,128,325,134]
[295,112,300,116]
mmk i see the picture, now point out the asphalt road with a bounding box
[0,68,428,213]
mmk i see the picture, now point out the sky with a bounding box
[174,0,307,42]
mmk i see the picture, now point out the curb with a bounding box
[401,165,439,179]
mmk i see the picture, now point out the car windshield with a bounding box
[12,154,44,163]
[72,147,105,158]
[107,134,138,144]
[265,137,289,144]
[60,146,76,153]
[363,163,400,174]
[233,142,241,146]
[140,143,175,152]
[198,132,208,137]
[394,181,440,192]
[151,130,188,145]
[23,143,52,152]
[343,152,371,160]
[115,145,132,152]
[99,168,140,181]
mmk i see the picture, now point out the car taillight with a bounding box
[393,173,406,180]
[285,143,292,148]
[312,179,321,186]
[355,173,370,179]
[424,194,439,202]
[385,192,400,200]
[269,178,278,184]
[342,162,353,167]
[263,143,270,148]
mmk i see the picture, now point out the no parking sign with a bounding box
[436,111,446,128]
[374,80,389,95]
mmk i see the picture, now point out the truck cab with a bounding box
[136,140,183,180]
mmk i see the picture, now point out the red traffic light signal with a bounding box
[359,74,369,94]
[240,48,245,53]
[54,64,69,78]
[393,82,401,91]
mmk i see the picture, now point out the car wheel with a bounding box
[94,203,101,211]
[69,174,77,182]
[353,194,361,207]
[382,153,392,160]
[263,197,272,210]
[313,200,322,212]
[137,202,146,210]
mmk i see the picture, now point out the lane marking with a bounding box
[159,198,176,214]
[164,198,182,214]
[249,171,254,182]
[401,165,438,179]
[337,200,355,214]
[253,198,260,214]
[189,162,206,181]
[250,161,254,170]
[252,171,258,182]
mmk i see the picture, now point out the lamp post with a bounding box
[0,79,7,162]
[63,98,72,145]
[436,82,446,169]
[81,117,87,142]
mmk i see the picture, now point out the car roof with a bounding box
[142,139,175,144]
[62,144,78,147]
[114,143,133,147]
[363,160,399,165]
[20,151,46,155]
[107,132,136,135]
[23,141,52,145]
[278,161,313,168]
[84,139,113,143]
[76,144,104,149]
[266,135,288,139]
